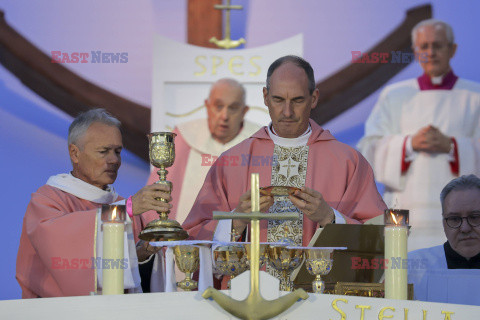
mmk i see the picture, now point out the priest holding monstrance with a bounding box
[183,56,387,280]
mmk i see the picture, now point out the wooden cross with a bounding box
[202,173,308,320]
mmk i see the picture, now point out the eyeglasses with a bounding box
[444,215,480,228]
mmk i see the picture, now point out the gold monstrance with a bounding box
[139,132,188,241]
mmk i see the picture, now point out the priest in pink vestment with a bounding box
[358,19,480,251]
[183,56,387,248]
[16,109,171,298]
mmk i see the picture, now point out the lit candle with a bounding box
[384,209,409,300]
[101,205,126,295]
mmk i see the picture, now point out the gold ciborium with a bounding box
[304,248,334,293]
[174,245,200,291]
[267,245,304,291]
[139,132,188,241]
[213,243,248,289]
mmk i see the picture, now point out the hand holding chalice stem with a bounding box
[139,132,188,241]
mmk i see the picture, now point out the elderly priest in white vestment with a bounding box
[358,19,480,251]
[16,109,171,298]
[408,175,480,305]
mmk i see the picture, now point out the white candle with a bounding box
[384,210,408,300]
[102,206,125,295]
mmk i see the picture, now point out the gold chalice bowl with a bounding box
[139,132,188,241]
[244,243,269,269]
[213,244,248,289]
[267,246,304,291]
[304,248,334,294]
[174,245,200,291]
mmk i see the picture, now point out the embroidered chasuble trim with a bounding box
[267,142,309,288]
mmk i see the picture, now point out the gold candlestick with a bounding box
[384,209,409,300]
[139,132,188,241]
[101,205,126,295]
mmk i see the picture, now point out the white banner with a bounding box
[151,34,303,131]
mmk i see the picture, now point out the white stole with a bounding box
[46,173,142,292]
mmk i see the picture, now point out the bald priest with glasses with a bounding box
[408,174,480,304]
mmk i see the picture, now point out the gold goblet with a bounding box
[304,248,334,294]
[267,246,304,291]
[174,245,200,291]
[139,132,188,241]
[213,244,248,289]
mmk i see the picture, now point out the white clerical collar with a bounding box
[431,75,443,85]
[431,71,449,85]
[267,123,312,147]
[46,173,119,204]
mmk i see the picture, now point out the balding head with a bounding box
[205,78,249,144]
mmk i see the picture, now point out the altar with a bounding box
[1,290,479,320]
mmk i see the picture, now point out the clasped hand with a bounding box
[412,125,451,153]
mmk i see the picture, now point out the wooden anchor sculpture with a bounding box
[209,0,246,49]
[202,173,309,320]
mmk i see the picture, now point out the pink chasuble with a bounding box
[16,185,123,298]
[183,119,387,246]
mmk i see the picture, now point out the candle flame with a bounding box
[112,206,117,220]
[390,211,399,225]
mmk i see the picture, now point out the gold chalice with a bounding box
[139,132,188,241]
[267,245,304,291]
[173,245,200,291]
[213,244,248,289]
[304,248,334,294]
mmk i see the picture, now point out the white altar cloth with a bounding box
[1,290,479,319]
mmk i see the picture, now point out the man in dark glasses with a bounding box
[408,174,480,304]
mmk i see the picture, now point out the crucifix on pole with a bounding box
[202,173,309,320]
[209,0,246,49]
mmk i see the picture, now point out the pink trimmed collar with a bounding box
[417,70,458,90]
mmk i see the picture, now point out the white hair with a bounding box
[411,19,455,45]
[207,78,246,105]
[68,108,121,147]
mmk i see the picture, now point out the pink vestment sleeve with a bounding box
[16,186,99,298]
